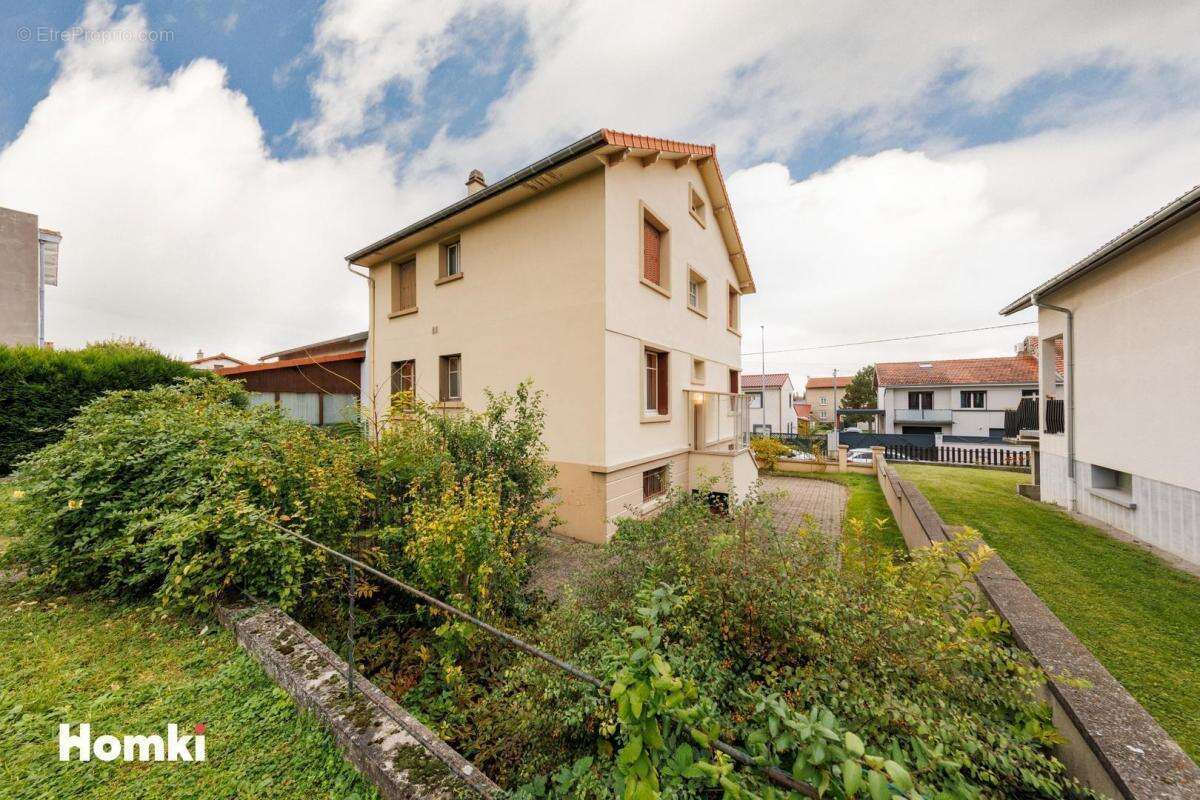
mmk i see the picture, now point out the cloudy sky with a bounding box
[1,1,1197,382]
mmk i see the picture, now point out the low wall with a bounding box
[218,604,498,800]
[877,460,1200,799]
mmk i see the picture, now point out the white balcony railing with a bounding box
[685,390,750,454]
[894,408,953,423]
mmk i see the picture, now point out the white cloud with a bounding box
[0,1,427,359]
[732,112,1200,380]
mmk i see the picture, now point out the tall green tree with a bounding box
[841,365,877,409]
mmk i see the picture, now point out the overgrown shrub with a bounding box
[749,436,791,470]
[442,489,1095,799]
[1,379,365,613]
[0,340,198,473]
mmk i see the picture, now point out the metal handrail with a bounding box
[252,515,819,798]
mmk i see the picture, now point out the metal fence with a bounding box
[762,433,826,455]
[884,444,1030,468]
[1045,398,1065,434]
[1003,397,1038,438]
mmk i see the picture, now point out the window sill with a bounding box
[687,304,708,319]
[434,400,464,410]
[388,306,418,319]
[641,413,672,424]
[1088,487,1137,510]
[689,208,706,228]
[640,492,670,513]
[435,273,463,286]
[640,277,671,298]
[726,326,741,337]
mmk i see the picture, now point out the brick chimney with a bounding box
[465,169,486,195]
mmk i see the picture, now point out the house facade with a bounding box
[1001,185,1200,566]
[189,351,247,371]
[345,130,758,543]
[876,348,1038,437]
[804,376,850,425]
[741,373,799,434]
[1,207,61,347]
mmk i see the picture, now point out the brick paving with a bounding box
[762,475,848,538]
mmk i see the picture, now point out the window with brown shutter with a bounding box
[391,359,415,398]
[439,354,461,401]
[729,369,739,394]
[391,258,417,314]
[643,347,669,416]
[643,221,660,284]
[639,204,670,293]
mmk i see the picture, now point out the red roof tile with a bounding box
[875,356,1037,387]
[793,402,812,417]
[741,373,791,388]
[806,376,852,390]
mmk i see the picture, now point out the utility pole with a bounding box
[760,325,767,433]
[832,367,839,449]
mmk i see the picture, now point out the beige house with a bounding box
[346,130,758,543]
[1,207,61,346]
[1001,185,1200,566]
[803,376,850,424]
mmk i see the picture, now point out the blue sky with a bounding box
[0,1,1197,373]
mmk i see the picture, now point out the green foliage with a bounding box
[1,379,365,613]
[840,365,876,410]
[0,340,198,473]
[473,490,1096,799]
[750,437,791,470]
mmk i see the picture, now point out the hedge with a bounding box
[0,342,198,473]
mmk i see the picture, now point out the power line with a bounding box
[742,320,1035,357]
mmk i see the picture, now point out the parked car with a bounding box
[847,448,875,465]
[785,451,817,462]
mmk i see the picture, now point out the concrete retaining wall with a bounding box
[218,604,499,800]
[877,460,1200,799]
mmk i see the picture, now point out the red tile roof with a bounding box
[875,356,1037,387]
[741,373,791,388]
[806,376,852,390]
[216,350,364,376]
[793,402,812,418]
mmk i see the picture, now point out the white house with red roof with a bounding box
[188,350,247,370]
[875,339,1039,438]
[345,129,757,542]
[741,373,799,434]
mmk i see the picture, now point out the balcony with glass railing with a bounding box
[684,390,750,454]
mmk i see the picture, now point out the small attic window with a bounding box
[689,183,707,227]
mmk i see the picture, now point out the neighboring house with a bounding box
[216,332,365,426]
[804,376,850,423]
[344,129,758,543]
[188,350,247,370]
[741,373,799,434]
[1,207,61,346]
[793,402,813,434]
[875,344,1038,437]
[1001,184,1200,566]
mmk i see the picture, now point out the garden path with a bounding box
[761,475,848,538]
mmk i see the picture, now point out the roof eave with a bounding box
[1000,183,1200,316]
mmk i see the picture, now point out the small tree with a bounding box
[840,365,876,409]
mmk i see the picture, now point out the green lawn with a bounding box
[780,471,905,550]
[0,579,379,799]
[896,464,1200,762]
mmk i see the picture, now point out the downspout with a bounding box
[346,261,375,432]
[1030,293,1075,510]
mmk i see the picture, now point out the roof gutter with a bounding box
[1000,184,1200,315]
[345,130,608,264]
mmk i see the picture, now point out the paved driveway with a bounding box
[762,476,848,537]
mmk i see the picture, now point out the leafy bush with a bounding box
[0,340,198,473]
[750,436,792,470]
[1,379,365,613]
[449,489,1095,799]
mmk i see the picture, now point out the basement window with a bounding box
[642,465,668,502]
[1089,464,1135,509]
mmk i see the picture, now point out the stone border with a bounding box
[877,460,1200,800]
[217,604,500,800]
